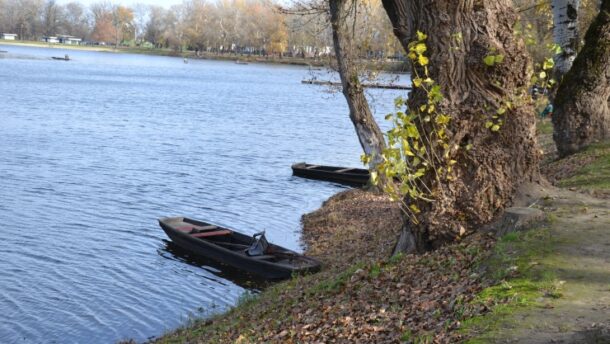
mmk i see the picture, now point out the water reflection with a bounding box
[158,240,270,291]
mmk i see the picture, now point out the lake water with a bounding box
[0,44,407,343]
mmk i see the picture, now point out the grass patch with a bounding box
[461,227,562,342]
[536,119,553,136]
[558,142,610,191]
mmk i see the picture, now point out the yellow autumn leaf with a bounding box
[410,204,421,213]
[414,43,427,54]
[418,55,429,66]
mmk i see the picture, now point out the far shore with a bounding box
[0,40,409,72]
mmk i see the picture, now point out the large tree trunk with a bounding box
[552,0,581,79]
[382,0,540,252]
[328,0,386,170]
[552,0,610,157]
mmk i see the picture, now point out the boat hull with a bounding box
[291,162,370,187]
[159,217,320,279]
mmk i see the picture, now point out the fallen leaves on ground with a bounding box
[155,190,495,344]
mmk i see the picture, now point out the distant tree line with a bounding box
[0,0,402,58]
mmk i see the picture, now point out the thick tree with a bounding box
[381,0,540,252]
[552,0,610,156]
[329,0,387,170]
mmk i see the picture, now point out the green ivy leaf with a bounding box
[370,171,378,185]
[435,114,451,125]
[483,55,496,66]
[414,43,427,54]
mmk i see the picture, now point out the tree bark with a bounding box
[552,0,610,157]
[329,0,386,170]
[382,0,540,251]
[552,0,581,79]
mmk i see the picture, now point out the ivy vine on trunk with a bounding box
[380,0,540,253]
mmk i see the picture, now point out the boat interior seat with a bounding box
[176,225,218,233]
[191,230,232,238]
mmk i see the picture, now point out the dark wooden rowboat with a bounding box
[158,216,321,279]
[291,162,370,187]
[51,56,70,61]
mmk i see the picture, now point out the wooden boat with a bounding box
[158,216,321,279]
[51,55,70,61]
[291,162,370,186]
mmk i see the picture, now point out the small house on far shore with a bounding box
[1,33,17,40]
[58,35,82,45]
[42,36,59,43]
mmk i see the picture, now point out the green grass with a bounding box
[460,227,562,342]
[558,142,610,190]
[536,119,554,136]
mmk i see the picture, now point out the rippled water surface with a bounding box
[0,44,406,343]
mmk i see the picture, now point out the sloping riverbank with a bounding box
[150,138,610,344]
[151,190,495,343]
